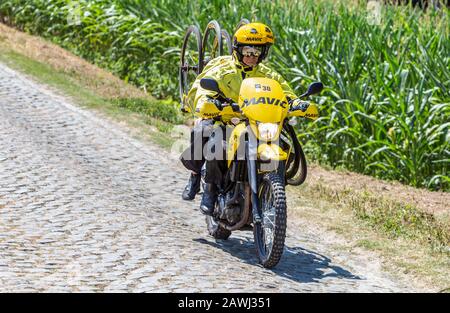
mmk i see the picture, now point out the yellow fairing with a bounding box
[227,124,288,167]
[258,144,288,161]
[227,123,247,167]
[196,99,239,121]
[288,103,319,120]
[239,77,288,123]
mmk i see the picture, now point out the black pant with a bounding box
[180,119,228,186]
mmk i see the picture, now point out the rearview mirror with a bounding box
[200,78,221,94]
[300,82,324,98]
[307,82,323,95]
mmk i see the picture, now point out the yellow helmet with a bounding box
[233,22,275,66]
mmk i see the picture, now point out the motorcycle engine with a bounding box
[223,204,241,225]
[217,193,243,225]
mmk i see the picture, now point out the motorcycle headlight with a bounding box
[257,122,279,141]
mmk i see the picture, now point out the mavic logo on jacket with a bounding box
[243,97,287,108]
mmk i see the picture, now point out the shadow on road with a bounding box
[194,236,361,284]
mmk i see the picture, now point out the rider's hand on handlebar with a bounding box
[289,98,310,112]
[210,98,224,111]
[209,98,241,113]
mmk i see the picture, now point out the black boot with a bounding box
[182,173,201,200]
[200,183,217,216]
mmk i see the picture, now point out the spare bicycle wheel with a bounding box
[179,25,203,113]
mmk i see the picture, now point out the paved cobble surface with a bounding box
[0,63,415,292]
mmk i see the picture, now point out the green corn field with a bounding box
[0,0,448,190]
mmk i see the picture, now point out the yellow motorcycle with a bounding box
[200,77,322,268]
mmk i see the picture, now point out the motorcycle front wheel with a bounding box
[254,172,287,268]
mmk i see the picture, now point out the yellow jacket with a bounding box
[186,56,298,121]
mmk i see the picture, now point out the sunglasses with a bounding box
[241,45,263,57]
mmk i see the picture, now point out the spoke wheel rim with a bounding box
[258,181,276,257]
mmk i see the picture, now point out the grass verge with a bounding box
[288,181,449,291]
[0,47,181,149]
[0,22,188,149]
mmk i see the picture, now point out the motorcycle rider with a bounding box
[180,22,303,215]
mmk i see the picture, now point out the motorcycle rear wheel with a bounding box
[254,172,287,268]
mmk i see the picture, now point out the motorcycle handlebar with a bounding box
[288,99,310,113]
[210,98,241,113]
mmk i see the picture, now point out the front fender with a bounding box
[258,143,288,161]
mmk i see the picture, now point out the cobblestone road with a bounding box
[0,63,414,292]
